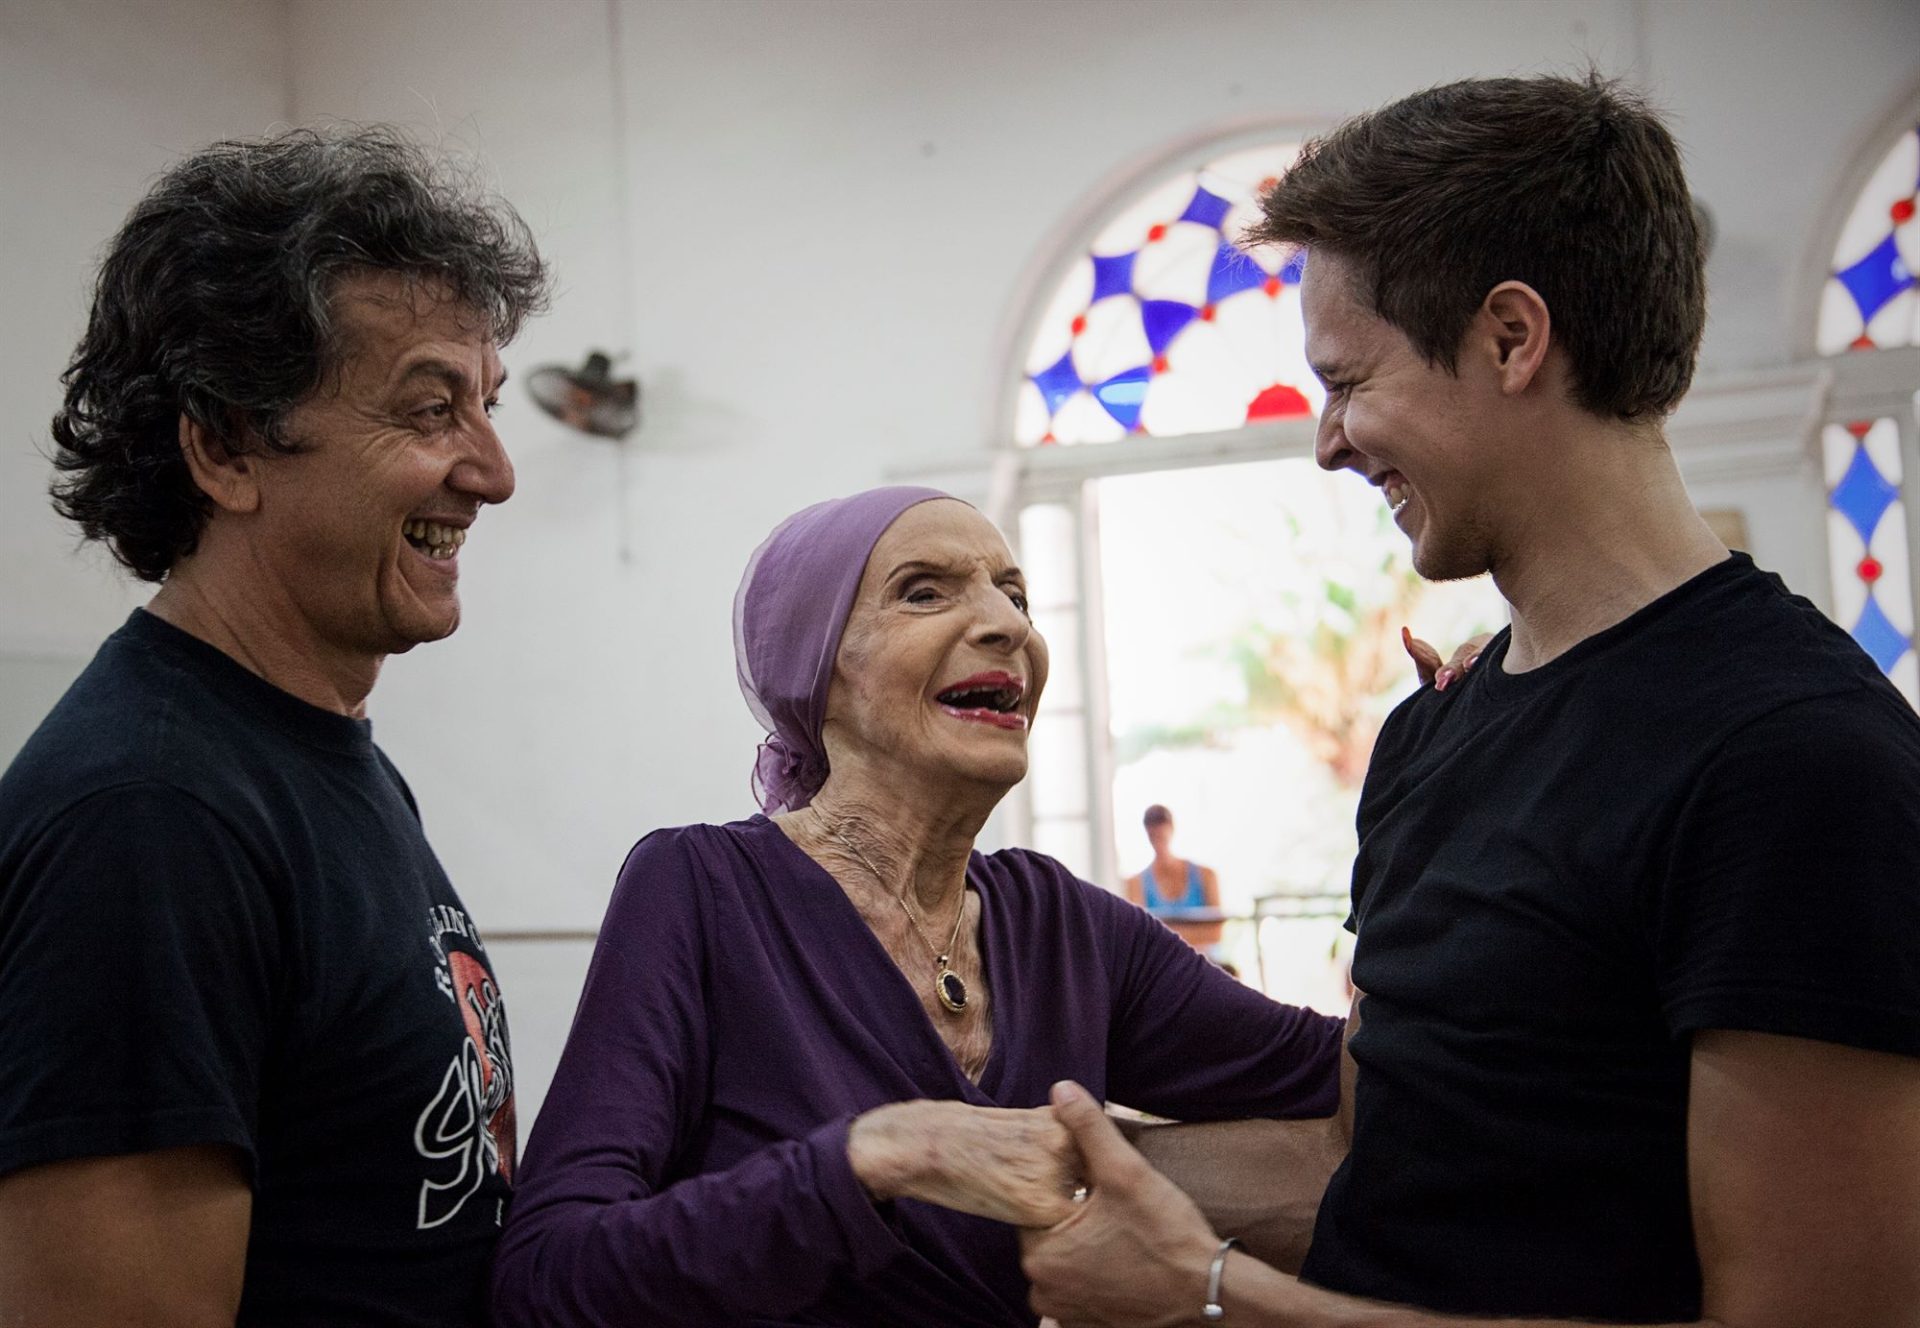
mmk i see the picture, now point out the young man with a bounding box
[0,129,549,1325]
[1020,75,1920,1328]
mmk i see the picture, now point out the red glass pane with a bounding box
[1247,384,1312,420]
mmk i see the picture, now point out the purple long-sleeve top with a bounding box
[491,816,1343,1327]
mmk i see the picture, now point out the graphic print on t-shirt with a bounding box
[414,904,515,1229]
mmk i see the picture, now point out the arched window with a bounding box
[1816,120,1920,703]
[1014,143,1321,446]
[1817,123,1918,355]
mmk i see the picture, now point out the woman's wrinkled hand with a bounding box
[1403,627,1494,691]
[848,1100,1084,1228]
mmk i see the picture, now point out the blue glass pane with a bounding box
[1831,442,1900,542]
[1090,252,1137,304]
[1141,300,1198,355]
[1031,350,1083,415]
[1835,232,1914,325]
[1093,365,1152,430]
[1279,248,1306,285]
[1852,594,1912,674]
[1178,186,1234,230]
[1206,243,1267,304]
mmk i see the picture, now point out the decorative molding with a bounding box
[949,361,1917,501]
[905,351,1919,510]
[1667,347,1920,495]
[1822,344,1920,420]
[1665,363,1826,483]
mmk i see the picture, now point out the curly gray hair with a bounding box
[50,125,553,581]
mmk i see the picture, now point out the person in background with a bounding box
[0,128,549,1326]
[1018,72,1920,1328]
[1123,805,1226,959]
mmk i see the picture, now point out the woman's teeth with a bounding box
[404,519,466,560]
[1385,482,1411,515]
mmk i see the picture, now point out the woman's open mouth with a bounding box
[934,673,1029,731]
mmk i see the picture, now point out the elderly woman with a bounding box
[491,487,1351,1327]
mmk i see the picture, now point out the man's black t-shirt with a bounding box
[1301,554,1920,1321]
[0,610,514,1326]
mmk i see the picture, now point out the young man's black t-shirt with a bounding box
[0,610,514,1326]
[1301,554,1920,1321]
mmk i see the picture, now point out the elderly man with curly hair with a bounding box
[0,128,549,1326]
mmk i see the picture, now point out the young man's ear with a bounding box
[178,415,262,515]
[1479,280,1552,397]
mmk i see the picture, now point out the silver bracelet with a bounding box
[1201,1236,1240,1321]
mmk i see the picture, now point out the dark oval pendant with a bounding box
[935,969,969,1014]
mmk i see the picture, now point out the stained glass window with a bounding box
[1817,124,1919,354]
[1015,144,1318,446]
[1815,120,1920,705]
[1823,418,1917,701]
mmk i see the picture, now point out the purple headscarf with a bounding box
[733,486,955,814]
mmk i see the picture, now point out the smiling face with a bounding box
[823,500,1049,798]
[249,271,514,659]
[1302,251,1503,583]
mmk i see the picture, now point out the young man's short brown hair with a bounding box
[1248,73,1705,422]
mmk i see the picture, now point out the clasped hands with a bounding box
[849,1082,1225,1327]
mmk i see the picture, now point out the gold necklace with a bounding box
[825,825,971,1015]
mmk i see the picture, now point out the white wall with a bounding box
[0,0,288,726]
[1646,0,1920,369]
[7,0,1918,1125]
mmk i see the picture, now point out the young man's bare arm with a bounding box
[0,1145,251,1328]
[1126,992,1357,1272]
[1024,1030,1920,1328]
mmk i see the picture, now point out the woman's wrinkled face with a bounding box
[823,500,1048,797]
